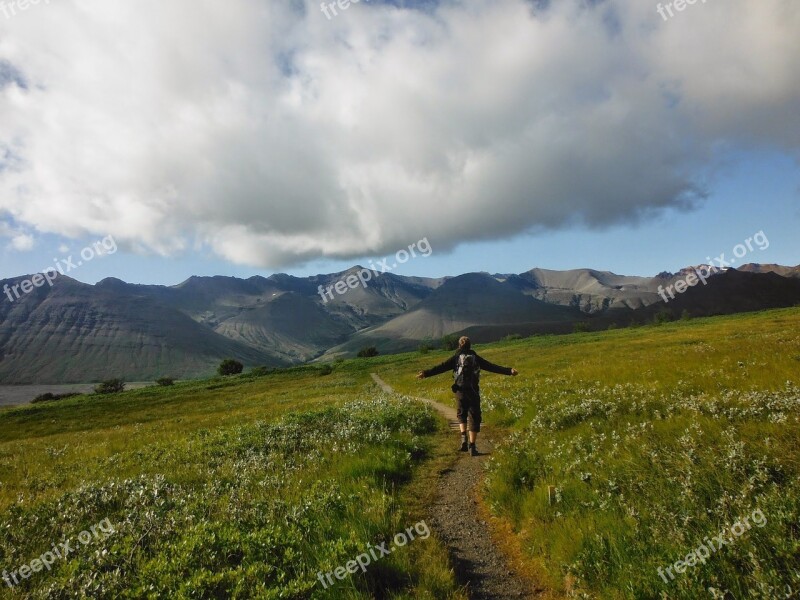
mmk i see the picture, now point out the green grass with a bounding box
[382,308,800,599]
[0,368,464,599]
[2,307,799,598]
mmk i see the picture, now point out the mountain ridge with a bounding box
[1,263,798,383]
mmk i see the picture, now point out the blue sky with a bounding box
[1,0,798,286]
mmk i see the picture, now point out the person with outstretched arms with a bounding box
[417,336,518,456]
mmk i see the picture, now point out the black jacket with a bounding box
[423,349,513,393]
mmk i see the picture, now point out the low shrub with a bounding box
[31,392,82,404]
[217,359,244,376]
[441,334,459,351]
[94,379,125,395]
[249,366,272,377]
[573,321,590,333]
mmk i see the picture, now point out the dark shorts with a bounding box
[455,388,481,432]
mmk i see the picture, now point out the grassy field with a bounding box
[384,307,800,599]
[0,366,465,599]
[1,307,799,598]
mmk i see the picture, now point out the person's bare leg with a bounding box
[459,424,468,451]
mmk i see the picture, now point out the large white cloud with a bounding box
[0,0,798,267]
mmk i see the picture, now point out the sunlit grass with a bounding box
[3,307,798,598]
[0,367,464,599]
[380,307,800,598]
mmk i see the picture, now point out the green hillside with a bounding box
[1,307,799,598]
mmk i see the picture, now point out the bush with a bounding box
[318,364,334,376]
[94,379,125,395]
[155,377,174,387]
[573,322,590,333]
[441,334,460,351]
[418,339,435,354]
[31,392,81,404]
[218,359,244,376]
[653,311,673,325]
[357,346,379,358]
[502,333,523,342]
[249,366,273,377]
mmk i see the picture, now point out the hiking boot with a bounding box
[469,443,479,457]
[459,439,469,452]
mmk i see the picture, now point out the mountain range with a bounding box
[1,263,798,383]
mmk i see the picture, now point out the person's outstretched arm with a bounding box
[476,354,519,376]
[416,354,458,379]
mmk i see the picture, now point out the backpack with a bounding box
[453,352,480,391]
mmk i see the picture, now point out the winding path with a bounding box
[371,373,540,600]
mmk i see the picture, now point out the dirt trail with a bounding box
[371,373,539,599]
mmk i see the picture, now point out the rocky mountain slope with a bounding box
[1,264,797,383]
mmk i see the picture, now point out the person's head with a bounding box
[458,336,471,351]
